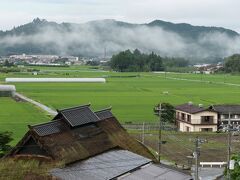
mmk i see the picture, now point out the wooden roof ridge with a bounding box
[29,119,69,137]
[56,103,91,113]
[94,107,114,121]
[29,119,63,129]
[94,106,112,113]
[55,104,101,127]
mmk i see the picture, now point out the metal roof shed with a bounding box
[0,85,16,97]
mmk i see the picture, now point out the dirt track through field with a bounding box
[15,92,57,116]
[166,77,240,87]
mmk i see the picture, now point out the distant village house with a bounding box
[176,103,240,132]
[175,103,218,132]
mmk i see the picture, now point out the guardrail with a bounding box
[122,122,177,131]
[200,162,227,168]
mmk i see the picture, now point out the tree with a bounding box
[148,52,164,71]
[224,54,240,73]
[227,154,240,179]
[110,49,165,72]
[154,103,175,123]
[0,131,13,157]
[3,60,14,67]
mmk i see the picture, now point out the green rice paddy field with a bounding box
[1,66,240,143]
[0,98,49,144]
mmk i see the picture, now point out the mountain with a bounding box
[148,20,239,39]
[0,18,239,60]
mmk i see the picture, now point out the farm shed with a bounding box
[8,104,156,163]
[5,78,106,83]
[8,104,192,179]
[0,85,16,97]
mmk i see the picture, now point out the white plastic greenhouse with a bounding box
[5,78,106,83]
[0,85,16,97]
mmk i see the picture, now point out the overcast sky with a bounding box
[0,0,239,32]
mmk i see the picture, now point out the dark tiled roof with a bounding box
[59,105,100,127]
[95,108,113,120]
[51,149,151,180]
[31,120,68,136]
[211,105,240,114]
[176,103,209,114]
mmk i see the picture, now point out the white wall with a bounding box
[192,111,218,124]
[179,122,217,132]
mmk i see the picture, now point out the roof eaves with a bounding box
[94,106,112,113]
[29,119,62,128]
[59,104,91,113]
[191,108,209,114]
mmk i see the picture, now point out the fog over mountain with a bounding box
[0,18,240,60]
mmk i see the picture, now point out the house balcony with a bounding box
[200,119,214,124]
[176,118,191,124]
[176,118,216,125]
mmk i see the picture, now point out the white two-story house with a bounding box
[176,103,218,132]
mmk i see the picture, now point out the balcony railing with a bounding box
[201,119,214,124]
[176,118,215,125]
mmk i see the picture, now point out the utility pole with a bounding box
[194,137,207,180]
[158,103,162,163]
[194,137,200,180]
[227,112,232,180]
[220,112,234,180]
[155,103,163,163]
[142,122,145,144]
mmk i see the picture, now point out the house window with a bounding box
[181,113,186,120]
[186,126,190,132]
[201,116,213,123]
[187,115,191,123]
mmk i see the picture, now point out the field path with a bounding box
[166,77,240,87]
[15,92,57,116]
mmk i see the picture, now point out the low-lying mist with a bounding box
[0,20,240,59]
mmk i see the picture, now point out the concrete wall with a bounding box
[179,121,217,132]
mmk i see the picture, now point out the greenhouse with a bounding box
[0,85,16,97]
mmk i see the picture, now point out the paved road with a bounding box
[15,92,57,116]
[192,166,224,180]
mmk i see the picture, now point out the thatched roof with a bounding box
[9,105,156,164]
